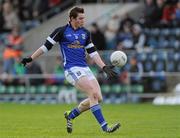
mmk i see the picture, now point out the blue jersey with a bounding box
[43,23,97,70]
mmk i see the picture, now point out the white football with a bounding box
[110,51,127,67]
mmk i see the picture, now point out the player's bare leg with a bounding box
[64,78,102,133]
[65,77,120,133]
[75,77,120,133]
[76,100,121,133]
[76,79,103,112]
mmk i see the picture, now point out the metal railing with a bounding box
[0,72,179,103]
[0,72,180,91]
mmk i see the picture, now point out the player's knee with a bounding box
[90,92,99,101]
[85,85,95,93]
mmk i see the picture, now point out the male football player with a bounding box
[21,6,120,133]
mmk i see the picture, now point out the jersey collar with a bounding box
[68,22,82,31]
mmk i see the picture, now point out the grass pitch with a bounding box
[0,103,179,138]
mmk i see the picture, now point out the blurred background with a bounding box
[0,0,180,105]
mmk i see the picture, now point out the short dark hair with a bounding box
[69,7,84,19]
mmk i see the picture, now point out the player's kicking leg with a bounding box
[75,77,120,133]
[64,99,120,133]
[64,75,120,133]
[64,110,120,133]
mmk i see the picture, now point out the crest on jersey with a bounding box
[73,34,78,39]
[81,34,86,39]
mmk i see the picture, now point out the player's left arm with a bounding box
[85,43,117,77]
[90,52,105,69]
[85,31,117,77]
[84,30,105,68]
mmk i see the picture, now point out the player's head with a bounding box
[69,7,85,28]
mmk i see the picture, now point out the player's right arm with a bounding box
[21,26,65,66]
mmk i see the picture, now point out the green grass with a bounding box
[0,103,180,138]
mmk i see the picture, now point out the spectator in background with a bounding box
[25,62,44,85]
[142,0,156,27]
[49,0,61,7]
[119,13,134,31]
[153,0,165,26]
[13,56,25,85]
[116,13,135,50]
[129,56,143,84]
[16,0,41,31]
[132,24,146,53]
[33,0,49,19]
[2,25,24,74]
[116,23,133,50]
[161,2,176,26]
[11,0,33,21]
[105,15,120,49]
[166,0,178,5]
[2,1,20,32]
[174,0,180,25]
[14,56,25,75]
[8,25,24,52]
[90,23,106,50]
[0,2,5,33]
[118,70,129,85]
[53,56,64,77]
[17,0,34,21]
[47,56,65,85]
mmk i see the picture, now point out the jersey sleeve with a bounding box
[85,30,98,58]
[85,30,92,46]
[43,26,66,51]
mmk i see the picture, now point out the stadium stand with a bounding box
[0,0,180,103]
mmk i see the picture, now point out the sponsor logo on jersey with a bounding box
[66,34,72,37]
[68,40,84,48]
[73,34,78,39]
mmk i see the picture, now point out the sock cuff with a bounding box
[74,108,81,114]
[90,104,101,112]
[68,107,81,120]
[101,121,107,127]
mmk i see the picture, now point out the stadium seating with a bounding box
[48,85,59,94]
[28,86,37,94]
[1,1,180,104]
[0,85,6,94]
[16,86,26,94]
[37,85,47,94]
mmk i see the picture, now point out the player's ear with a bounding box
[70,16,75,21]
[69,16,72,21]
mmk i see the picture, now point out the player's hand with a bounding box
[21,57,32,66]
[102,65,117,78]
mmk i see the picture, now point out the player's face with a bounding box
[74,13,85,27]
